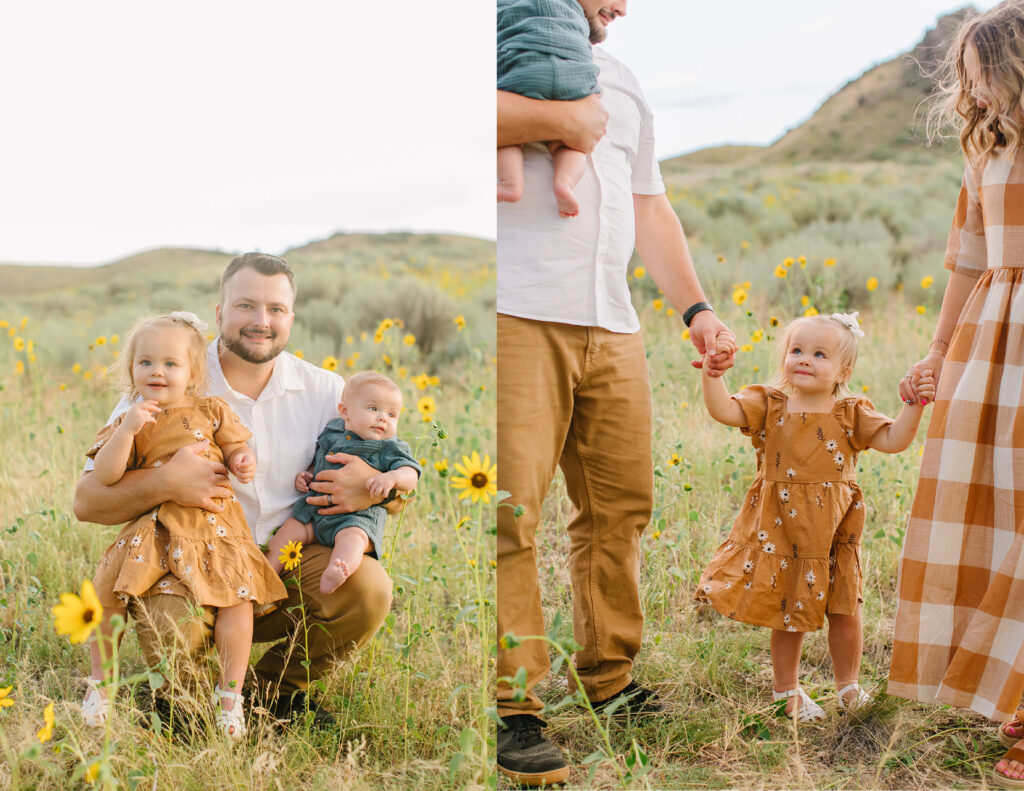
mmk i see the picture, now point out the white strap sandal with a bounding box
[837,682,873,712]
[82,678,110,728]
[772,685,826,722]
[214,684,246,741]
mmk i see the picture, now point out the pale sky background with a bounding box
[0,2,1000,265]
[601,1,999,159]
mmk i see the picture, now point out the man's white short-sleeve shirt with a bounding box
[84,342,343,545]
[497,46,665,333]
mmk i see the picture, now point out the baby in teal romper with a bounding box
[266,371,421,594]
[497,0,601,218]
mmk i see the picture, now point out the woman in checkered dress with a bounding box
[889,2,1024,785]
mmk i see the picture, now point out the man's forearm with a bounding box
[73,468,164,525]
[634,193,708,311]
[497,91,606,152]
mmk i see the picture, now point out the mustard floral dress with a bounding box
[694,385,892,632]
[88,397,287,609]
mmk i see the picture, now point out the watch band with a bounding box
[683,301,714,327]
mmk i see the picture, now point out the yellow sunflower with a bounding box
[322,355,339,372]
[278,540,303,572]
[52,579,104,644]
[0,685,13,708]
[452,452,498,504]
[37,702,54,743]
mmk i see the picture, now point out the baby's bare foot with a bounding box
[319,559,352,595]
[554,181,580,218]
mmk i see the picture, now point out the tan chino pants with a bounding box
[497,315,654,717]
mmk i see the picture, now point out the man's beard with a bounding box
[219,327,286,364]
[584,11,606,43]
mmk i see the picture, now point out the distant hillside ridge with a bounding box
[667,8,971,169]
[0,231,493,297]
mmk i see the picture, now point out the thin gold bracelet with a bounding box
[929,339,949,356]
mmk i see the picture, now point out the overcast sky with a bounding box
[0,2,999,265]
[601,1,999,159]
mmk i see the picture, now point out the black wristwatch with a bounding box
[683,301,714,327]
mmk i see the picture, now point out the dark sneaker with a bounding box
[266,689,338,730]
[497,714,570,787]
[589,681,664,717]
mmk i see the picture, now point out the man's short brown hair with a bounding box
[219,253,296,304]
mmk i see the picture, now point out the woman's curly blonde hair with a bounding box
[927,0,1024,164]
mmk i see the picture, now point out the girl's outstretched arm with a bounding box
[870,369,935,453]
[701,361,747,427]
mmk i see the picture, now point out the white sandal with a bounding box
[82,678,109,728]
[214,684,246,741]
[837,681,873,712]
[772,685,826,722]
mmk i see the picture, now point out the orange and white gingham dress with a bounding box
[890,150,1024,722]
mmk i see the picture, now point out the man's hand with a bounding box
[163,440,231,512]
[561,94,607,153]
[307,453,381,515]
[688,311,737,377]
[497,90,607,152]
[295,470,314,493]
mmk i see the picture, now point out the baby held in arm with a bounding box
[266,371,421,594]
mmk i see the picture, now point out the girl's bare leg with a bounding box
[89,604,128,684]
[319,527,370,595]
[497,145,524,203]
[265,517,314,572]
[550,144,587,218]
[826,604,864,704]
[770,629,806,716]
[214,601,253,736]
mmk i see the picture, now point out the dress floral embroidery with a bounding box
[88,397,286,609]
[694,385,892,631]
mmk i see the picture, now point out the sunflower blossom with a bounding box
[452,452,498,504]
[53,580,103,644]
[0,685,13,708]
[278,540,303,572]
[37,702,54,743]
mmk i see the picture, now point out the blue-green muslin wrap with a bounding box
[497,0,600,101]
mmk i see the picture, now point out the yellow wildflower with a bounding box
[751,329,764,343]
[921,276,934,288]
[37,702,54,743]
[652,299,664,311]
[774,265,787,278]
[294,350,304,359]
[633,266,646,279]
[0,685,13,708]
[13,337,24,351]
[800,295,810,307]
[322,355,339,372]
[916,305,926,315]
[454,315,466,331]
[94,336,107,346]
[783,257,794,268]
[452,452,498,504]
[824,257,836,267]
[866,277,879,292]
[417,396,436,415]
[278,540,303,572]
[403,334,416,346]
[53,580,103,644]
[803,307,819,317]
[667,453,681,467]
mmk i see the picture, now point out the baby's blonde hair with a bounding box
[926,0,1024,163]
[342,370,403,407]
[770,315,861,398]
[110,314,209,400]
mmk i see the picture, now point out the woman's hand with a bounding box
[899,351,945,405]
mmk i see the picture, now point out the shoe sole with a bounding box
[497,762,570,787]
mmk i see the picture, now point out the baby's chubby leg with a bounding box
[320,527,371,595]
[265,518,315,572]
[497,145,524,203]
[551,143,587,218]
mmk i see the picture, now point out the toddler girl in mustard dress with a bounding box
[695,313,932,720]
[83,312,286,739]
